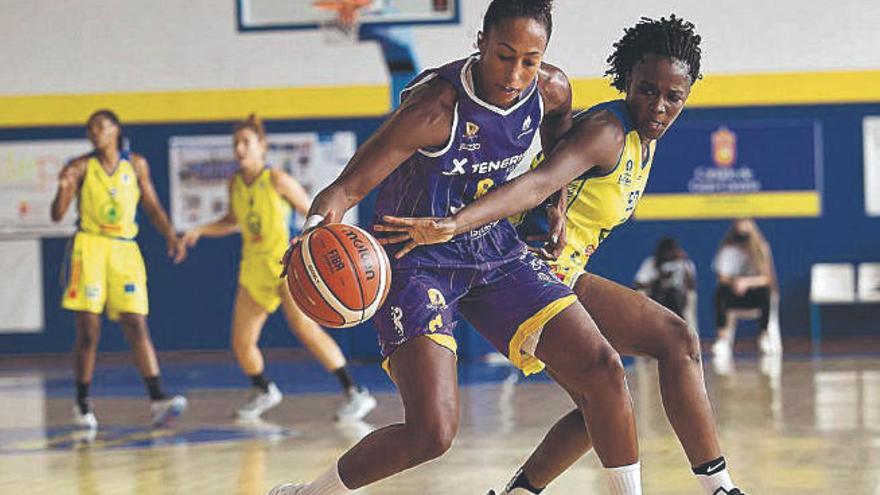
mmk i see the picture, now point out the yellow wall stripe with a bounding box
[572,70,880,109]
[2,69,878,127]
[634,191,821,220]
[0,85,390,127]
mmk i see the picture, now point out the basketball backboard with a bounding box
[237,0,460,32]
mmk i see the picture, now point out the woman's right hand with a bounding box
[373,215,457,259]
[732,278,750,296]
[181,228,201,248]
[278,209,340,278]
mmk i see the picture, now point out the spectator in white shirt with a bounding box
[711,219,776,357]
[634,237,696,318]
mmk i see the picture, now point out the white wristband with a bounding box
[303,214,325,231]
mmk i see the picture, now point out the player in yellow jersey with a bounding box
[51,110,188,429]
[377,16,747,495]
[181,115,375,422]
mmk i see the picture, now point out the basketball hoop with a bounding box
[313,0,371,42]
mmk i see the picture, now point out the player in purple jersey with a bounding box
[268,1,642,495]
[375,15,747,495]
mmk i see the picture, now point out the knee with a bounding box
[76,328,99,349]
[120,316,149,339]
[408,417,458,463]
[575,344,627,390]
[659,315,702,364]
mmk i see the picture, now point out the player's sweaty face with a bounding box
[233,129,266,167]
[625,54,692,141]
[477,17,547,108]
[87,117,120,151]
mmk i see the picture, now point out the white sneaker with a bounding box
[712,350,736,376]
[335,419,375,442]
[237,383,282,420]
[758,332,782,356]
[73,402,98,430]
[711,338,732,358]
[151,395,188,427]
[71,427,98,445]
[267,483,306,495]
[336,387,377,422]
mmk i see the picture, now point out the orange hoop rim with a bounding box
[312,0,372,26]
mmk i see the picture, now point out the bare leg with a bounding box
[118,313,161,378]
[278,284,346,372]
[73,312,102,383]
[337,337,459,488]
[535,302,639,467]
[518,369,593,487]
[231,287,270,376]
[579,274,720,465]
[518,273,723,488]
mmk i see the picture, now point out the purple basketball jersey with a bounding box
[372,55,544,268]
[367,56,577,373]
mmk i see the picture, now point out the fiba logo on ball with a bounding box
[324,249,345,273]
[286,223,391,328]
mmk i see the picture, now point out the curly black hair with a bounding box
[482,0,554,41]
[605,14,702,92]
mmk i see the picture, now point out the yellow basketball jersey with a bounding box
[78,155,140,239]
[517,100,655,285]
[231,168,291,260]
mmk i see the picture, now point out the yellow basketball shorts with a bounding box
[548,249,588,289]
[238,253,286,313]
[61,232,148,321]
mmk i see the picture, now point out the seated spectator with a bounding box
[634,237,696,318]
[711,219,778,357]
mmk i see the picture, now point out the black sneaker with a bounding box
[714,489,746,495]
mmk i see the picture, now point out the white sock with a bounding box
[605,462,641,495]
[303,462,353,495]
[693,456,736,495]
[696,469,735,495]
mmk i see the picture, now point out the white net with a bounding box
[314,0,369,44]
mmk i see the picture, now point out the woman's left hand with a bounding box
[373,215,456,259]
[526,204,567,260]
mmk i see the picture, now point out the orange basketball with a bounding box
[286,223,392,328]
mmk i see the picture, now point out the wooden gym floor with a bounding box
[1,340,878,494]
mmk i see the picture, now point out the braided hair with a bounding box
[482,0,554,41]
[606,14,702,92]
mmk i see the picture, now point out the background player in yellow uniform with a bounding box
[181,115,375,421]
[51,109,188,429]
[377,16,747,495]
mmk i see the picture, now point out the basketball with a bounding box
[286,223,391,328]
